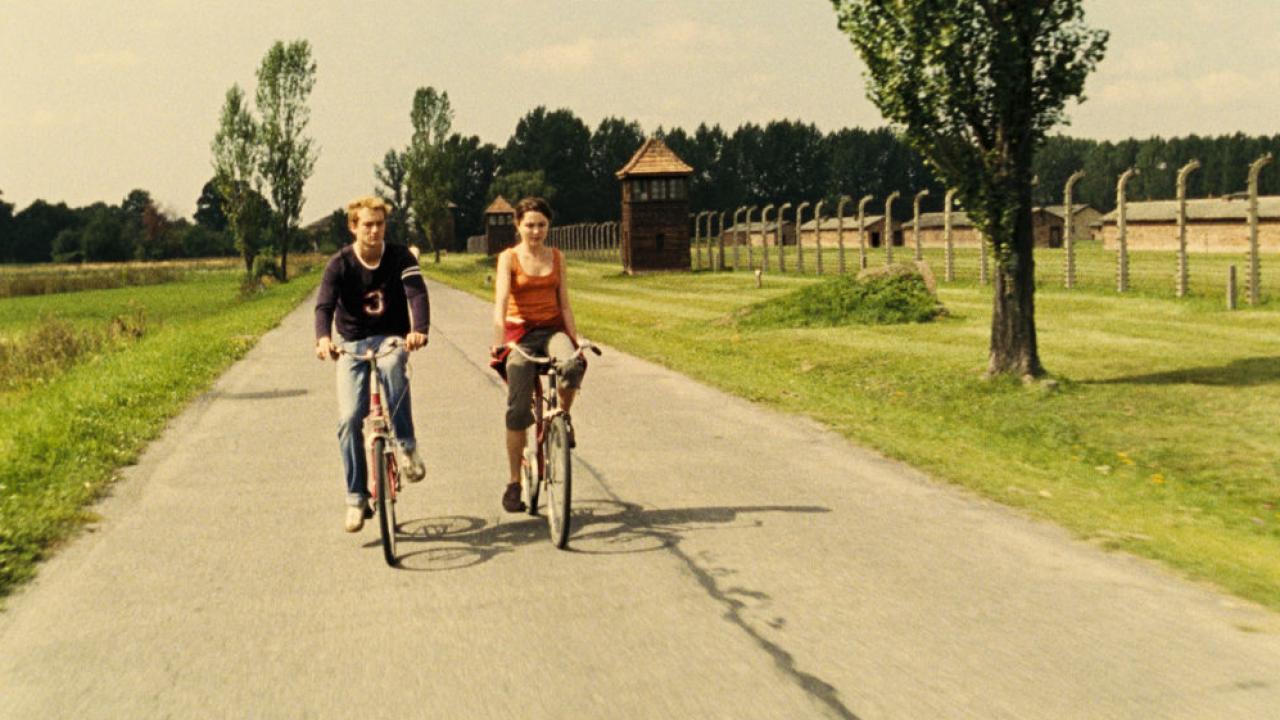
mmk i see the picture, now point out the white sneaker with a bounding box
[398,446,426,483]
[345,505,368,532]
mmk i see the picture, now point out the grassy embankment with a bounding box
[0,265,320,599]
[0,257,245,298]
[426,251,1280,611]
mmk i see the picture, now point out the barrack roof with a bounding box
[796,215,892,231]
[615,138,693,178]
[1040,204,1097,219]
[1100,196,1280,223]
[484,195,514,215]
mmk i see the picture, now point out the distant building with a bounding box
[905,208,1065,248]
[719,220,795,247]
[1040,204,1102,244]
[795,215,903,248]
[1098,196,1280,252]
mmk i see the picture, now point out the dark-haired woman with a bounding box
[489,197,585,512]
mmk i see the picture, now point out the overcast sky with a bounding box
[3,0,1277,222]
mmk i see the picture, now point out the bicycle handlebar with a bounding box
[335,337,406,362]
[503,339,603,365]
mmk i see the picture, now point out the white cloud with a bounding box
[508,38,599,72]
[505,19,755,75]
[74,49,142,69]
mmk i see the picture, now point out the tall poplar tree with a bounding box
[255,39,318,278]
[832,0,1107,378]
[211,84,261,272]
[405,86,454,263]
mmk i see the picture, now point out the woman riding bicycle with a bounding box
[490,196,586,513]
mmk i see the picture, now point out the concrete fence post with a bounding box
[1116,167,1138,293]
[732,206,746,272]
[761,204,775,273]
[814,199,826,274]
[1064,170,1085,289]
[1228,265,1238,310]
[745,206,758,270]
[716,211,727,272]
[777,202,792,273]
[693,211,708,270]
[796,201,811,274]
[912,189,929,261]
[857,195,873,270]
[1247,153,1273,305]
[836,195,851,274]
[884,192,900,266]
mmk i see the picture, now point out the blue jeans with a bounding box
[336,336,416,507]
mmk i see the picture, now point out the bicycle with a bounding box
[506,339,602,549]
[337,337,411,567]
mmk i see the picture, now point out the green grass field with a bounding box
[0,269,320,599]
[682,241,1280,304]
[427,252,1280,610]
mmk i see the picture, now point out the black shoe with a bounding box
[502,482,526,513]
[565,415,576,449]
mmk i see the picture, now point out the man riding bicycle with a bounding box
[315,196,428,532]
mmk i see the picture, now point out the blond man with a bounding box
[315,196,429,532]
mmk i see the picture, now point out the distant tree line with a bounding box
[389,104,1280,252]
[5,119,1279,264]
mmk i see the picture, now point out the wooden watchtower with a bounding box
[616,138,693,273]
[483,195,516,256]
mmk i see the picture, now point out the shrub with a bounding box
[737,263,945,329]
[251,254,282,282]
[0,308,148,391]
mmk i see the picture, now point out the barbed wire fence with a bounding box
[684,153,1277,306]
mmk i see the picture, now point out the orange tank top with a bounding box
[505,247,562,327]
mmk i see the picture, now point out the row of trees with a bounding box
[0,180,330,265]
[372,99,1280,255]
[0,186,233,264]
[6,123,1277,267]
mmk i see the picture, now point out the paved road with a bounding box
[3,279,1280,719]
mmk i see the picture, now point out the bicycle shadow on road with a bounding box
[380,500,831,572]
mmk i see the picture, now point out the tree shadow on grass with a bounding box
[1087,356,1280,387]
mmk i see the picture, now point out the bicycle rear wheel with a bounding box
[544,415,572,548]
[373,438,398,566]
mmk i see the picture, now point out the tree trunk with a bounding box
[987,203,1044,379]
[279,217,290,281]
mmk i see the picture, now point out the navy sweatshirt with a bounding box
[314,243,430,342]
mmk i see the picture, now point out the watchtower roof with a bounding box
[484,195,515,215]
[615,138,693,179]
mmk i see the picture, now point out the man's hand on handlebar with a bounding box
[315,336,339,361]
[405,331,428,352]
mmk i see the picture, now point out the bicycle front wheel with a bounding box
[373,437,398,566]
[544,415,572,549]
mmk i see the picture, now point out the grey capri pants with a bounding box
[505,327,586,430]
